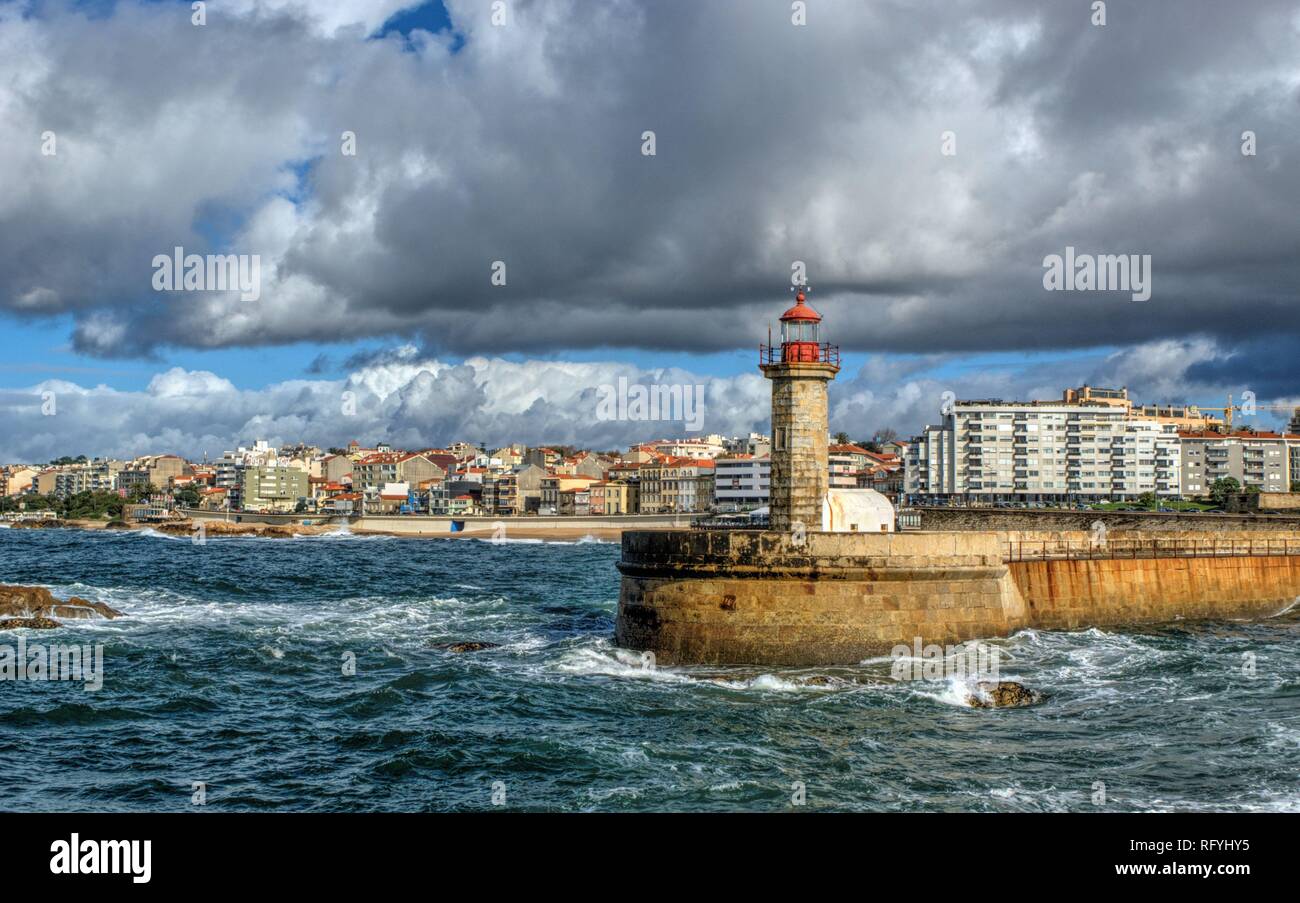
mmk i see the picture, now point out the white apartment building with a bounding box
[214,440,277,508]
[713,455,770,510]
[52,461,123,498]
[905,401,1182,502]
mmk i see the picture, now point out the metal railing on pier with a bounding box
[691,514,769,531]
[1004,537,1300,562]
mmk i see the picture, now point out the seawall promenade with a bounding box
[178,508,693,538]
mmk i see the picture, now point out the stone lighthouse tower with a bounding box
[760,288,839,531]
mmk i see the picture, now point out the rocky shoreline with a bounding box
[0,584,122,629]
[6,519,335,538]
[4,518,627,541]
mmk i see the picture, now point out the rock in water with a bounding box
[0,585,123,627]
[0,617,61,630]
[432,641,501,653]
[967,681,1044,709]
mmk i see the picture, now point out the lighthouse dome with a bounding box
[780,290,822,322]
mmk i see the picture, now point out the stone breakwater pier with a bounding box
[614,289,1300,665]
[615,527,1300,665]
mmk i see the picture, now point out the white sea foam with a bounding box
[914,675,984,708]
[550,641,848,693]
[707,672,840,693]
[554,645,693,683]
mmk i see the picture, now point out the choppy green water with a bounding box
[1,525,1297,812]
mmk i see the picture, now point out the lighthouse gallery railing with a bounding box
[759,343,841,367]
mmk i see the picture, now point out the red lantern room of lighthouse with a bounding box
[760,287,840,367]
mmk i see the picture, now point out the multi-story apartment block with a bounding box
[906,399,1182,502]
[904,424,955,498]
[1179,431,1289,495]
[241,465,309,513]
[52,460,123,497]
[828,444,871,488]
[354,452,445,494]
[34,470,60,496]
[215,441,277,508]
[713,455,770,510]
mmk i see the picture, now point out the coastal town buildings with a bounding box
[7,404,1299,521]
[639,457,715,513]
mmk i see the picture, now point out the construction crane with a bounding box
[1204,395,1300,431]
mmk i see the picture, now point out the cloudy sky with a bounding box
[2,0,1299,461]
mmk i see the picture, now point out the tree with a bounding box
[832,431,852,446]
[127,483,158,503]
[862,427,899,453]
[1137,491,1158,511]
[1209,477,1240,506]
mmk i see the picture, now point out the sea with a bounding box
[1,525,1297,812]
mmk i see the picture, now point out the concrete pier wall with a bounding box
[615,528,1300,665]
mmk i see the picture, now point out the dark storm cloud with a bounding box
[1,0,1298,359]
[1184,336,1300,401]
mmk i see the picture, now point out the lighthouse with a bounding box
[760,287,839,532]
